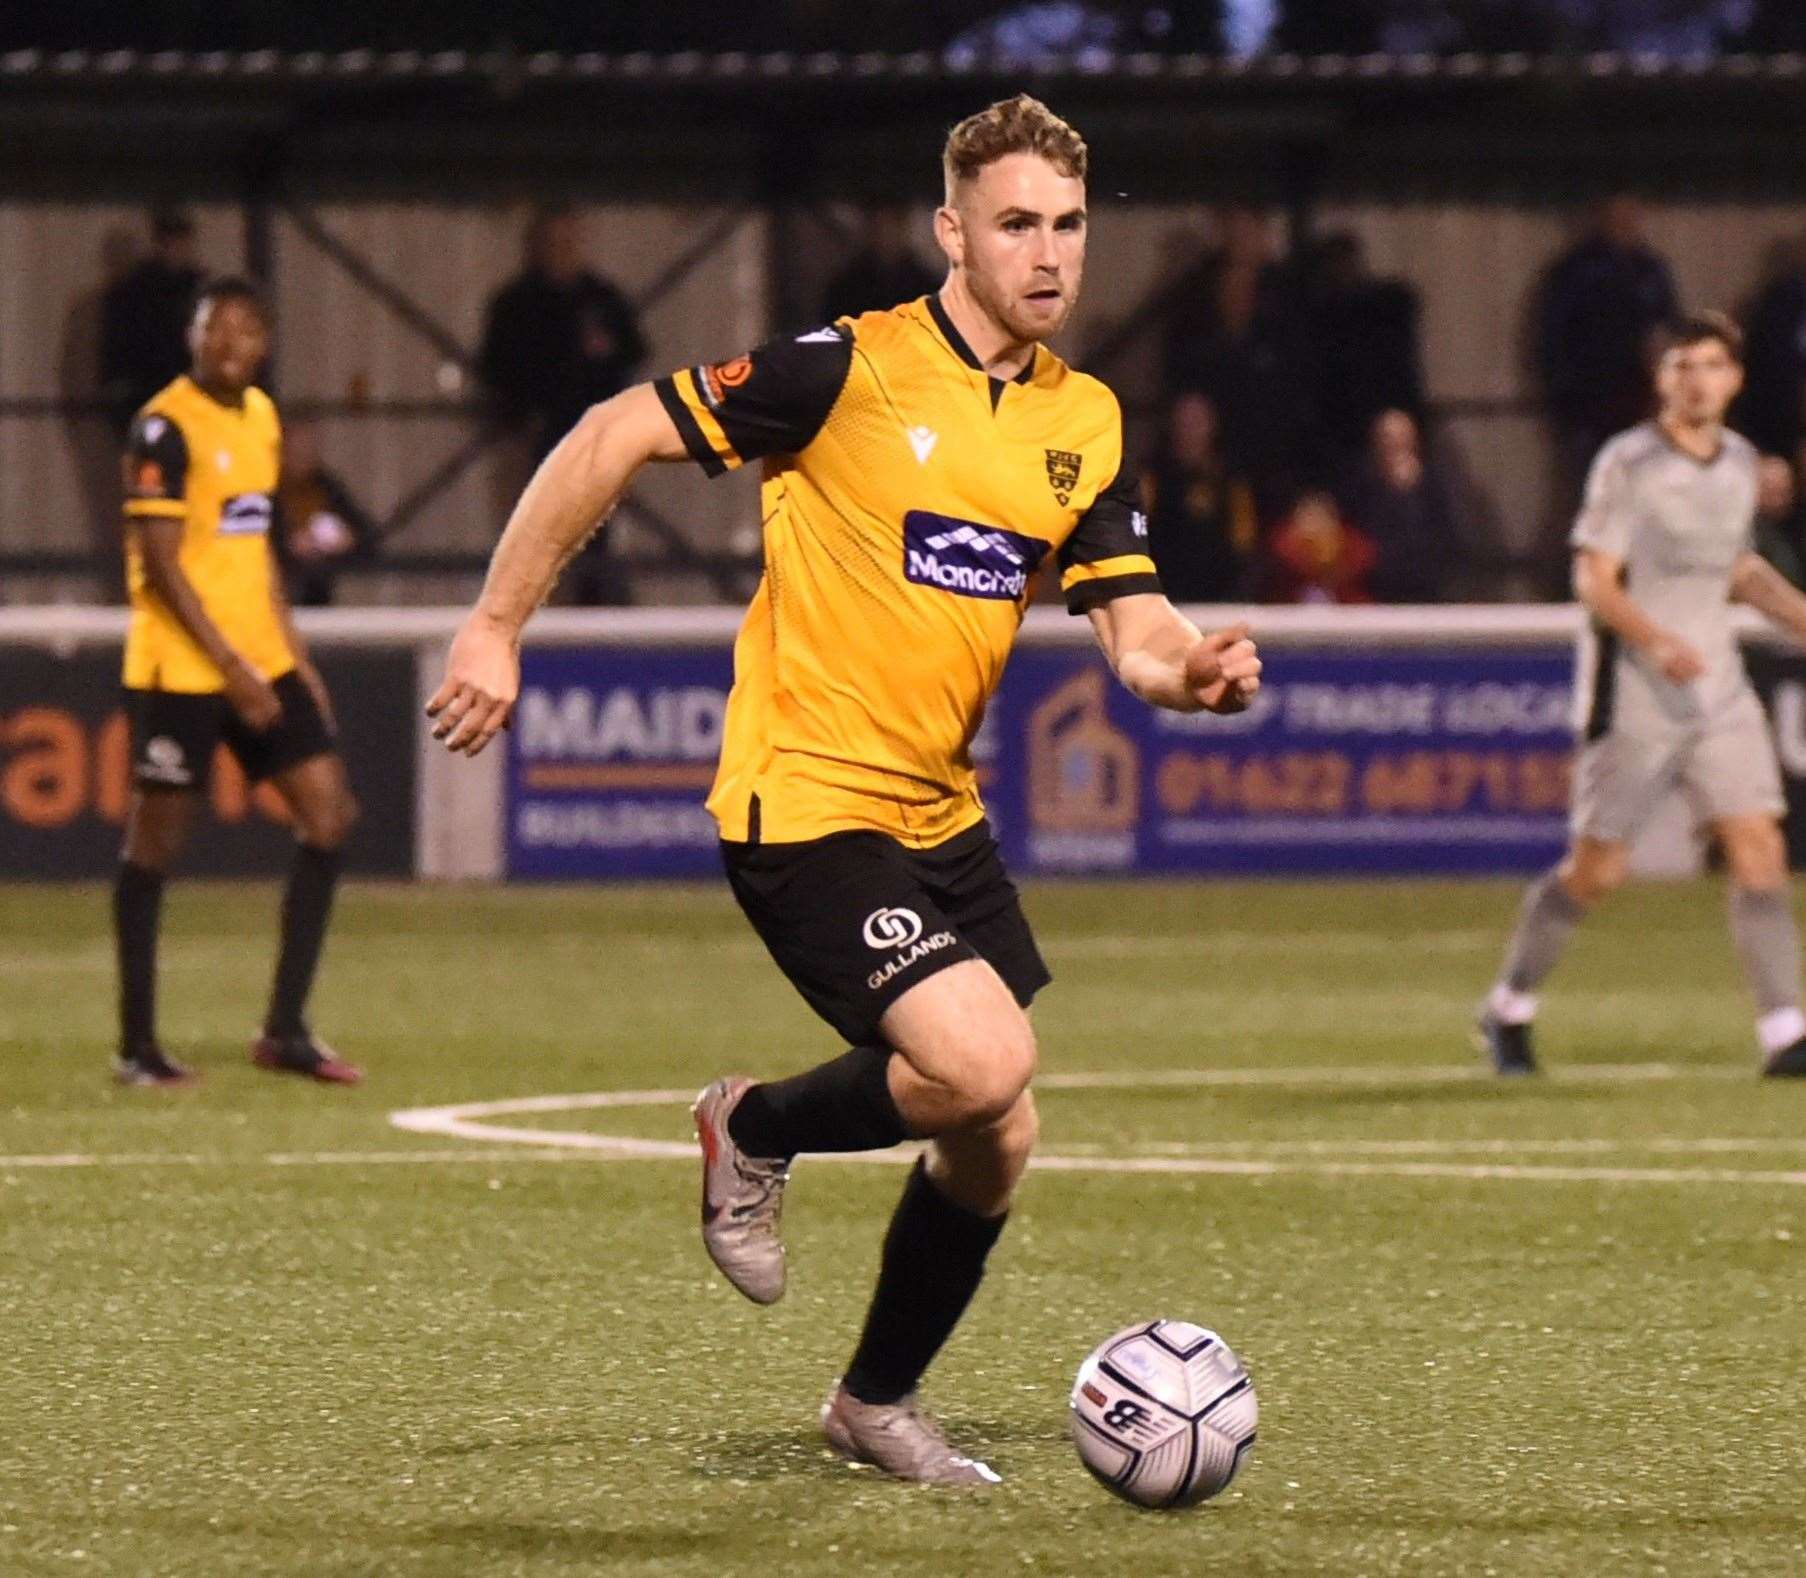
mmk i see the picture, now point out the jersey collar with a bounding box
[925,293,1037,386]
[1651,417,1725,468]
[180,373,250,414]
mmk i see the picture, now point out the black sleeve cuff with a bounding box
[654,375,727,478]
[1064,573,1165,615]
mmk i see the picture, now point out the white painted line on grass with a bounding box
[1055,1135,1806,1157]
[378,1064,1806,1186]
[0,1149,612,1170]
[0,1152,208,1169]
[8,1064,1791,1182]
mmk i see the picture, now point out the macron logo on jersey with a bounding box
[903,511,1049,601]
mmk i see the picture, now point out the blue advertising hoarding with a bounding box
[982,646,1574,876]
[504,643,1577,879]
[506,645,735,878]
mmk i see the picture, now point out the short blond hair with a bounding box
[942,95,1088,199]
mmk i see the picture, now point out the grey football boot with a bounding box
[1473,1008,1537,1076]
[692,1076,790,1305]
[821,1382,1002,1486]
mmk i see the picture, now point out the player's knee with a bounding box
[123,793,191,871]
[333,791,362,847]
[1562,848,1626,907]
[123,830,177,872]
[1726,823,1787,891]
[993,1089,1039,1167]
[956,1020,1037,1127]
[301,789,359,851]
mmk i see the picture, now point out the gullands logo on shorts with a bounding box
[862,908,924,950]
[902,511,1050,602]
[860,906,957,990]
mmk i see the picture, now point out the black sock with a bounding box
[265,844,341,1038]
[726,1045,908,1161]
[114,862,166,1055]
[843,1159,1006,1406]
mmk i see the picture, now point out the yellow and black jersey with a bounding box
[122,375,293,693]
[655,294,1162,847]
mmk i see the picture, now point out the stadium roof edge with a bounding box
[3,47,1806,87]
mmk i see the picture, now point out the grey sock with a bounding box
[1498,868,1586,994]
[1727,887,1802,1016]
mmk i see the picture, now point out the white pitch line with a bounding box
[377,1065,1806,1186]
[1040,1062,1747,1089]
[0,1149,644,1170]
[6,1064,1792,1182]
[1027,1156,1806,1186]
[1053,1135,1806,1157]
[383,1063,1750,1159]
[0,1152,209,1169]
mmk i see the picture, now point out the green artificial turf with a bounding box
[2,878,1803,1577]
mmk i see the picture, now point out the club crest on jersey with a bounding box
[903,511,1049,601]
[1045,448,1082,506]
[696,356,753,410]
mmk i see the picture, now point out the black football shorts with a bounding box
[125,669,336,790]
[721,818,1052,1045]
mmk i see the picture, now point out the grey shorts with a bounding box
[1571,688,1785,842]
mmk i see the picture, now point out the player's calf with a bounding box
[925,1089,1039,1217]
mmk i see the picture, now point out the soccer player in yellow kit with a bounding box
[429,98,1260,1483]
[115,278,361,1086]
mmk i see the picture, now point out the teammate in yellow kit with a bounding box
[115,278,361,1086]
[428,97,1259,1483]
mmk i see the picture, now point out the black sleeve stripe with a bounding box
[124,411,190,501]
[711,328,853,464]
[1058,466,1144,570]
[654,375,727,478]
[1065,572,1164,615]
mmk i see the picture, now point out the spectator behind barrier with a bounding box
[1160,205,1315,503]
[479,205,647,460]
[274,423,376,607]
[99,208,204,437]
[478,204,647,605]
[1341,408,1460,603]
[1266,488,1377,605]
[1301,231,1425,465]
[1755,450,1806,589]
[820,206,940,322]
[1737,230,1806,460]
[1139,390,1260,603]
[1532,194,1678,587]
[62,225,143,593]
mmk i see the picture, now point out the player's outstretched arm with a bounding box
[428,384,689,755]
[1730,551,1806,646]
[1085,593,1261,715]
[1574,547,1705,683]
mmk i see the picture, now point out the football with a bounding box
[1069,1320,1258,1509]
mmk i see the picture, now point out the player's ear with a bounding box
[933,203,964,270]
